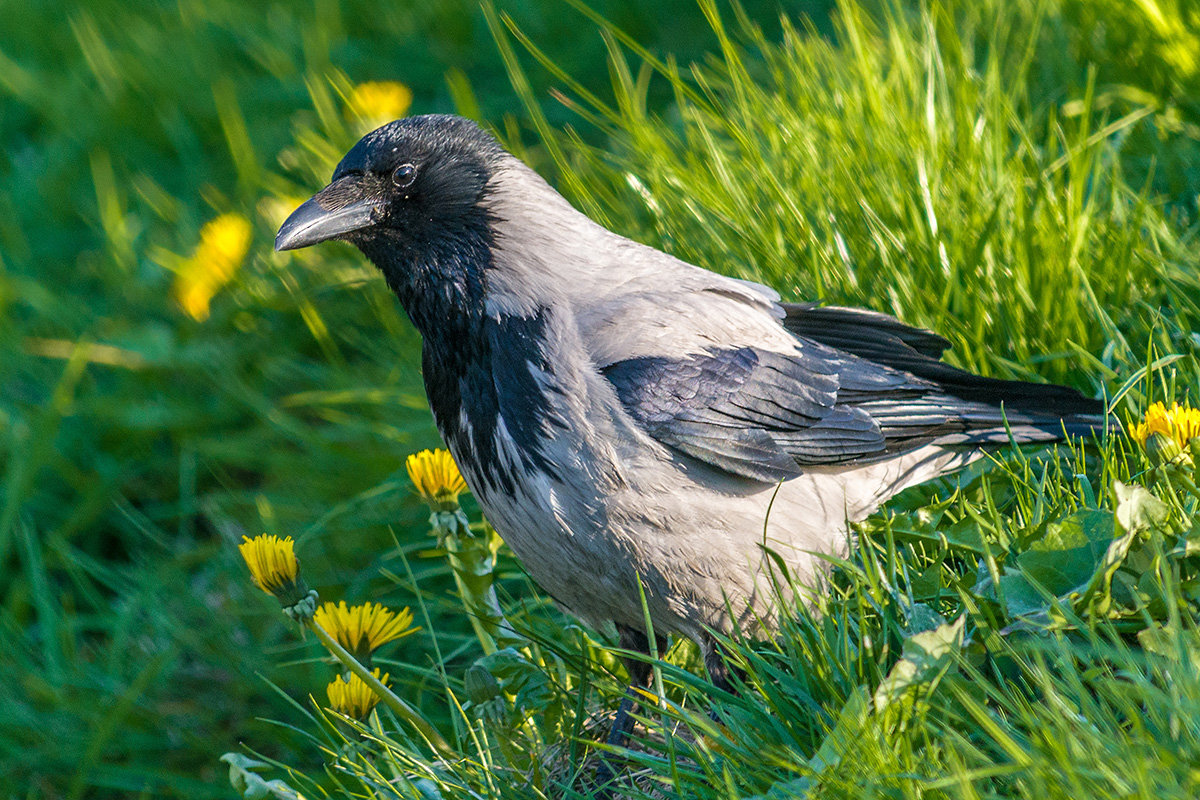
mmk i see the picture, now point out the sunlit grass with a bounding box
[3,0,1200,797]
[500,0,1199,390]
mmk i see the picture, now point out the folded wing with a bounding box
[602,306,1106,484]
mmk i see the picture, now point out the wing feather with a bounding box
[602,304,1106,484]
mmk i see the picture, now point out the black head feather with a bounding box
[333,114,503,232]
[293,115,505,334]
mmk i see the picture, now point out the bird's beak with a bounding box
[274,177,381,252]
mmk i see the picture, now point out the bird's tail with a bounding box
[782,302,1113,443]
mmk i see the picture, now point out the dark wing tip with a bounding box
[782,303,951,359]
[781,302,1105,418]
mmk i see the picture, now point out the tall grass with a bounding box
[0,0,790,795]
[3,0,1199,797]
[501,0,1199,386]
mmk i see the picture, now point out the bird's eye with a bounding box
[392,163,417,189]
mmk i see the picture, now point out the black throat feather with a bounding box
[356,218,565,494]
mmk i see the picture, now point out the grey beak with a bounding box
[275,188,380,252]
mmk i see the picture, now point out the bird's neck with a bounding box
[357,227,561,494]
[358,224,492,340]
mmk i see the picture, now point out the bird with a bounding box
[276,113,1106,752]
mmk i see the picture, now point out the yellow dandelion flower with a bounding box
[173,212,252,321]
[346,81,412,129]
[313,601,417,661]
[326,668,390,719]
[1130,402,1171,447]
[1131,401,1200,451]
[238,534,302,597]
[406,448,468,510]
[1175,406,1200,444]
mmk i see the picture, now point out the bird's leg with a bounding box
[701,633,737,696]
[606,624,665,747]
[701,633,744,728]
[595,625,665,789]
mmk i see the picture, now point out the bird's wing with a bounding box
[574,255,1106,483]
[600,339,959,482]
[781,303,1103,414]
[602,328,1106,484]
[781,303,951,361]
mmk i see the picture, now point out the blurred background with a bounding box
[2,0,1198,796]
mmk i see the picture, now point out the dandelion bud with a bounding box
[464,663,502,705]
[1145,432,1184,464]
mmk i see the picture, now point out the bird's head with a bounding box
[275,114,503,257]
[276,113,601,334]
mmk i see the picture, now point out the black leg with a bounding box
[604,693,639,750]
[701,633,737,696]
[701,634,744,728]
[606,625,656,748]
[595,625,665,791]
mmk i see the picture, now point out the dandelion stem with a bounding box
[433,510,517,655]
[307,618,453,756]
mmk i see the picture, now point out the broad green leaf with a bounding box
[1114,481,1170,534]
[874,615,965,711]
[903,601,947,635]
[977,510,1114,617]
[1017,510,1114,593]
[877,504,988,554]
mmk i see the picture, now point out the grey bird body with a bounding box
[276,115,1105,645]
[445,157,973,639]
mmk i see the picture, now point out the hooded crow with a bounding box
[276,113,1105,743]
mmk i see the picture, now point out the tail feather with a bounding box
[934,420,1109,447]
[782,302,1107,419]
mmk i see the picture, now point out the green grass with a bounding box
[513,0,1200,385]
[0,0,795,794]
[2,0,1200,797]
